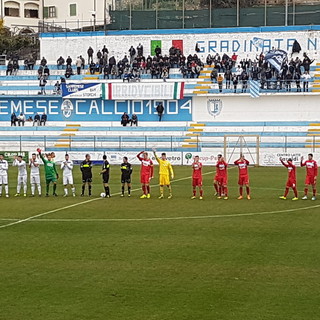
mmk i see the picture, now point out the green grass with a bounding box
[0,165,320,320]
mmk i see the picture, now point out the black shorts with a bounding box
[82,177,92,183]
[121,177,131,184]
[102,174,109,184]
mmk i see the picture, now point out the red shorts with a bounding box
[238,176,249,185]
[215,175,227,185]
[140,174,150,184]
[286,180,296,188]
[192,177,202,187]
[305,176,316,185]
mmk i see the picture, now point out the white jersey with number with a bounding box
[13,159,27,176]
[61,160,74,185]
[30,159,40,184]
[0,160,8,185]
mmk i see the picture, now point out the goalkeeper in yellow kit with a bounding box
[153,149,174,199]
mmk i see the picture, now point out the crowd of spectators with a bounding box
[10,112,47,126]
[121,113,138,126]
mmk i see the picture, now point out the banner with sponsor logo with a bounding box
[102,82,185,100]
[260,152,320,166]
[1,151,29,164]
[62,83,102,99]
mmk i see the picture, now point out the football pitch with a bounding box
[0,165,319,320]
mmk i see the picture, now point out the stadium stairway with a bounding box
[311,62,320,92]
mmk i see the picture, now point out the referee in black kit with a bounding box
[100,155,111,198]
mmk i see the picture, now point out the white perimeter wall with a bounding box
[40,29,320,63]
[192,94,320,122]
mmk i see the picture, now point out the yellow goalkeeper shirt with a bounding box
[155,156,174,177]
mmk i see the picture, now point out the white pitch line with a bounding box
[1,203,319,223]
[0,170,215,230]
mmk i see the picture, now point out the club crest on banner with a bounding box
[61,99,74,119]
[207,99,222,118]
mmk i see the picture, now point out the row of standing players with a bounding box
[0,150,317,200]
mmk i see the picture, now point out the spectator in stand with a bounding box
[232,74,238,93]
[162,67,169,82]
[33,113,40,126]
[11,112,17,126]
[137,43,143,56]
[302,53,314,74]
[12,60,19,75]
[235,65,243,80]
[102,45,109,57]
[37,66,43,79]
[103,64,109,79]
[210,67,218,83]
[87,47,94,64]
[66,56,72,68]
[155,45,161,57]
[65,66,73,79]
[206,54,213,66]
[156,103,164,121]
[17,113,26,126]
[24,59,29,70]
[76,56,82,75]
[241,71,249,93]
[130,114,138,126]
[301,71,311,92]
[129,46,136,63]
[28,57,35,70]
[285,72,293,92]
[217,74,224,93]
[39,75,47,95]
[121,112,130,126]
[80,55,85,69]
[231,53,238,66]
[294,73,301,92]
[40,57,47,67]
[43,65,50,80]
[41,113,47,126]
[54,81,61,95]
[6,60,13,76]
[89,61,96,75]
[224,69,232,89]
[57,56,65,69]
[97,50,102,61]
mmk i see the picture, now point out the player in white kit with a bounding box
[61,154,75,197]
[13,155,27,197]
[0,154,9,197]
[29,153,41,196]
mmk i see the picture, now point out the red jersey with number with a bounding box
[137,153,153,176]
[192,162,202,179]
[234,159,249,177]
[216,160,228,177]
[301,160,318,177]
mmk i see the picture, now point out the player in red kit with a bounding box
[213,153,228,200]
[279,158,298,201]
[137,151,154,199]
[191,155,203,200]
[234,153,251,200]
[301,153,318,200]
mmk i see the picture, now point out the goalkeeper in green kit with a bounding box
[38,148,59,197]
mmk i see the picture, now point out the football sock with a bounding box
[88,185,92,195]
[71,187,75,195]
[224,187,228,196]
[218,186,222,196]
[23,184,27,194]
[147,186,150,194]
[160,186,164,195]
[193,189,196,196]
[246,186,250,195]
[304,188,308,195]
[64,188,68,195]
[53,184,57,194]
[200,189,203,197]
[128,186,131,195]
[0,184,2,195]
[284,188,289,197]
[313,188,317,196]
[239,187,243,196]
[293,187,298,197]
[82,185,85,194]
[122,186,125,194]
[105,186,110,196]
[4,185,8,195]
[31,184,35,195]
[17,184,21,194]
[46,184,49,194]
[142,185,146,194]
[38,185,41,195]
[214,183,218,193]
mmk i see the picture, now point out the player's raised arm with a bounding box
[315,161,318,180]
[169,162,174,179]
[152,148,160,163]
[150,160,154,179]
[300,156,305,167]
[137,151,144,161]
[279,157,288,167]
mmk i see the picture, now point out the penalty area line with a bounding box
[0,171,215,230]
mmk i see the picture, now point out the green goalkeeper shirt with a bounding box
[40,154,58,179]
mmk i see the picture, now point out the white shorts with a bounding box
[30,175,41,184]
[63,175,74,185]
[18,175,27,185]
[0,175,8,185]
